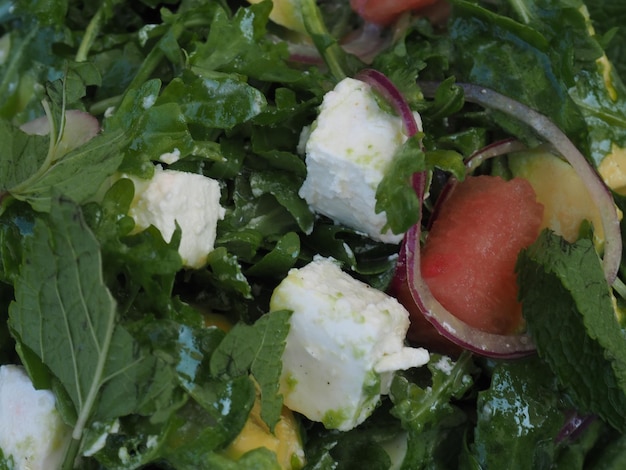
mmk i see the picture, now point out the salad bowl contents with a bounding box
[1,0,626,469]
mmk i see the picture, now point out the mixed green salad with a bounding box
[2,0,626,468]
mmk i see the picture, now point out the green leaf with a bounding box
[249,170,314,234]
[189,2,304,84]
[586,0,626,78]
[0,120,48,192]
[207,247,252,300]
[470,357,565,469]
[390,353,474,433]
[390,352,475,469]
[375,134,426,235]
[245,231,300,278]
[204,447,281,470]
[518,230,626,431]
[448,0,589,150]
[158,70,267,130]
[8,196,155,442]
[9,128,127,212]
[210,309,292,432]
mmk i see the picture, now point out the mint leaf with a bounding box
[518,230,626,431]
[9,128,126,212]
[0,120,48,192]
[8,196,154,442]
[210,309,291,431]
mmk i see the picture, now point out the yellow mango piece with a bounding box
[223,396,305,469]
[599,144,626,195]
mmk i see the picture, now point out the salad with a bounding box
[1,0,626,468]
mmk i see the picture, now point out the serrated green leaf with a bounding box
[375,134,426,235]
[249,170,314,234]
[0,120,48,192]
[8,196,154,441]
[10,128,127,212]
[159,70,267,130]
[518,230,626,431]
[210,309,291,431]
[245,231,300,278]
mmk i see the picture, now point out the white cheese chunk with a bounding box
[299,77,422,244]
[127,166,226,269]
[270,257,429,431]
[0,365,72,470]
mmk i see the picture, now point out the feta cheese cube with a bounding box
[299,77,422,244]
[0,365,72,470]
[270,257,429,431]
[127,166,226,269]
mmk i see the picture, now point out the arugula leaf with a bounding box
[375,134,426,235]
[158,69,268,129]
[518,230,626,431]
[245,231,300,278]
[8,196,156,445]
[303,405,402,469]
[249,170,314,234]
[210,309,291,431]
[448,0,589,150]
[586,0,626,78]
[390,352,476,469]
[190,1,312,84]
[0,19,68,121]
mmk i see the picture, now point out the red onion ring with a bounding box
[555,411,596,444]
[357,73,538,356]
[420,81,622,284]
[356,68,421,136]
[465,137,528,173]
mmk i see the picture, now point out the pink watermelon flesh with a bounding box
[420,175,544,335]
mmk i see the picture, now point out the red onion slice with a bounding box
[465,138,528,173]
[420,81,622,284]
[360,76,538,357]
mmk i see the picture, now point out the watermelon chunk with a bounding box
[419,175,544,335]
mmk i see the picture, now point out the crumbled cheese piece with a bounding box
[270,257,429,431]
[0,365,72,470]
[158,148,181,164]
[299,77,422,244]
[127,166,225,268]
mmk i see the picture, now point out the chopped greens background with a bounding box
[1,0,626,469]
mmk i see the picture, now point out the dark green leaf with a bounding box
[375,134,426,235]
[8,196,155,439]
[471,357,565,469]
[210,309,291,431]
[518,230,626,431]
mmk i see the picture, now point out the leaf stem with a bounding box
[61,437,81,470]
[75,6,105,62]
[299,0,346,81]
[10,101,57,194]
[71,298,117,441]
